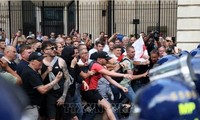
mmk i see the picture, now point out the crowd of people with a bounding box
[0,28,200,120]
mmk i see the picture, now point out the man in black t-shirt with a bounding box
[21,52,63,120]
[17,45,33,76]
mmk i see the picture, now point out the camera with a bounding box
[153,31,159,41]
[89,34,92,40]
[0,28,3,40]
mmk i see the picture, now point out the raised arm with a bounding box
[108,33,117,42]
[12,36,18,48]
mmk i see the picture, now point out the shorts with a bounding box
[81,90,103,103]
[46,93,63,119]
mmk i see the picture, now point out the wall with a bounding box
[177,0,200,51]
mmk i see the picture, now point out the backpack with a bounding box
[80,60,98,90]
[80,60,97,73]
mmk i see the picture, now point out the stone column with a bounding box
[177,0,200,51]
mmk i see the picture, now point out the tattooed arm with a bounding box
[57,57,72,106]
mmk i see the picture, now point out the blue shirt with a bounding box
[17,59,29,76]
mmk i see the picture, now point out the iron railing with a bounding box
[0,0,177,41]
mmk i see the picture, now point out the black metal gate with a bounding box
[0,0,177,39]
[22,1,36,36]
[41,7,64,36]
[114,0,177,37]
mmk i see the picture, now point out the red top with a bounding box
[82,63,104,91]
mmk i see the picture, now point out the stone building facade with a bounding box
[0,0,199,50]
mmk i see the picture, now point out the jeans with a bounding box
[110,85,125,104]
[64,84,83,120]
[131,80,146,92]
[123,85,136,104]
[74,83,83,120]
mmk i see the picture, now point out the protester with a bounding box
[1,46,18,71]
[17,45,33,76]
[0,58,22,85]
[81,51,135,120]
[0,39,6,58]
[21,52,63,119]
[41,41,71,120]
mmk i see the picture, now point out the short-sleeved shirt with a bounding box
[120,57,134,87]
[21,66,43,106]
[16,59,29,76]
[84,63,104,90]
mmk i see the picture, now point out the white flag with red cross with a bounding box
[132,35,149,62]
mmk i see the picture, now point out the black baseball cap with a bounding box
[91,51,111,61]
[29,52,44,61]
[90,52,98,60]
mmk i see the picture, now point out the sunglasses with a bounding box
[166,40,172,42]
[46,46,57,50]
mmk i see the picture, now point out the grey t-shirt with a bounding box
[120,57,134,87]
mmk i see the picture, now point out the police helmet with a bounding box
[133,78,200,120]
[190,48,200,57]
[156,54,179,66]
[191,57,200,94]
[197,44,200,49]
[179,50,190,58]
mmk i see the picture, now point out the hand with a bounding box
[71,57,78,68]
[0,59,8,68]
[113,33,118,37]
[46,66,52,73]
[123,74,132,80]
[146,60,150,65]
[142,55,149,60]
[55,71,63,81]
[119,62,128,68]
[88,70,96,76]
[82,81,89,91]
[122,87,128,93]
[140,60,150,65]
[143,71,149,77]
[57,95,65,106]
[16,31,21,37]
